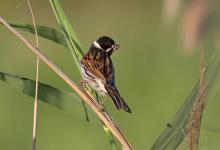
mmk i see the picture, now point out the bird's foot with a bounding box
[80,79,88,91]
[100,98,107,105]
[98,97,107,111]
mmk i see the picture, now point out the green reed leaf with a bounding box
[3,1,119,148]
[0,71,98,123]
[8,20,92,123]
[9,22,68,48]
[49,0,119,149]
[151,55,220,149]
[49,0,83,70]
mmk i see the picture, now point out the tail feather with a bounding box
[105,84,132,113]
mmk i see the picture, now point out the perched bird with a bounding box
[80,36,132,113]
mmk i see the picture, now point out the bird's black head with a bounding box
[93,36,119,55]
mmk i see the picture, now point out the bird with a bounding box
[80,36,132,113]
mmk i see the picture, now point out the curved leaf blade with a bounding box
[49,0,84,71]
[9,22,68,48]
[0,71,98,123]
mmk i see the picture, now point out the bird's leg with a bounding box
[94,92,105,111]
[100,96,107,106]
[80,79,88,91]
[80,82,106,112]
[80,80,94,99]
[99,95,108,111]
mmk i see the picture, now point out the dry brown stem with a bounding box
[0,16,132,150]
[26,0,40,149]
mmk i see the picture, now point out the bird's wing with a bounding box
[81,53,114,82]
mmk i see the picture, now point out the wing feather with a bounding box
[81,51,114,82]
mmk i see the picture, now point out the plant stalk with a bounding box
[0,17,132,150]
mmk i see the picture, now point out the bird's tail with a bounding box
[105,84,132,113]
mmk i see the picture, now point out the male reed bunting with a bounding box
[80,36,132,113]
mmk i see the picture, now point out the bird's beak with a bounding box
[113,44,120,51]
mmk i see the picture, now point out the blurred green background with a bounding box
[1,0,220,149]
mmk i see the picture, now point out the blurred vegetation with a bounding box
[1,0,220,150]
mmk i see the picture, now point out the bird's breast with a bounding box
[80,64,107,95]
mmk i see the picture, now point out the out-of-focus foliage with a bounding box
[1,0,220,150]
[162,0,218,54]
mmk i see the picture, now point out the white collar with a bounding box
[93,41,104,51]
[93,41,112,52]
